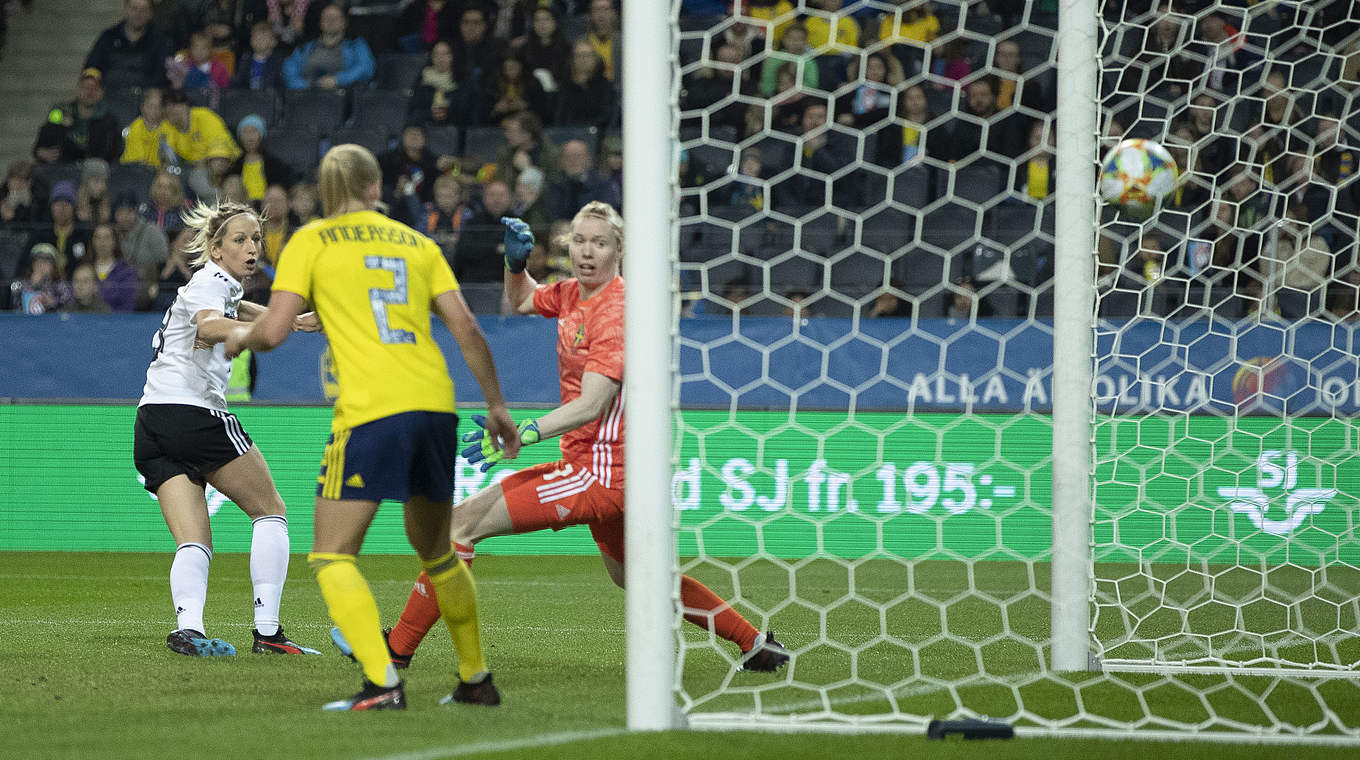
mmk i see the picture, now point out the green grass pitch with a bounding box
[3,551,1358,759]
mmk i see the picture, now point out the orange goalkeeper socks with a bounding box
[386,546,476,658]
[681,574,760,652]
[387,571,441,657]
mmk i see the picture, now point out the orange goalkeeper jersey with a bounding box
[533,275,626,488]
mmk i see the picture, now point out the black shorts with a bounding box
[134,404,254,494]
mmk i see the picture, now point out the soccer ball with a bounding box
[1099,138,1178,216]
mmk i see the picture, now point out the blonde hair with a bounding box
[570,200,624,250]
[181,199,261,268]
[318,143,382,217]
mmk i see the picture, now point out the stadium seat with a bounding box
[103,88,143,130]
[766,252,820,292]
[33,162,80,191]
[461,126,503,164]
[424,125,461,157]
[326,125,390,157]
[109,163,157,206]
[861,208,914,256]
[545,125,599,153]
[350,90,412,139]
[0,228,28,280]
[218,89,278,131]
[281,90,347,137]
[830,250,890,297]
[920,203,980,254]
[376,52,428,94]
[267,128,322,181]
[891,164,931,209]
[458,282,505,314]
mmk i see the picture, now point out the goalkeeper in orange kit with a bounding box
[333,204,790,674]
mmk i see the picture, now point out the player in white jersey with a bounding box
[134,199,321,657]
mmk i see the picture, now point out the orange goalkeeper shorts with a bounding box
[498,460,626,562]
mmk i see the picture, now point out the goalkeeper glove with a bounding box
[501,216,534,274]
[460,415,541,473]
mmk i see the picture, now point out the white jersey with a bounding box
[140,261,244,411]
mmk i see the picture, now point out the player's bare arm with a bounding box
[532,371,620,440]
[434,289,521,460]
[504,268,539,315]
[237,300,322,331]
[226,291,306,357]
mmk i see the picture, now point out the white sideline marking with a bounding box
[359,727,628,760]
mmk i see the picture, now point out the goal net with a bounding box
[659,0,1360,742]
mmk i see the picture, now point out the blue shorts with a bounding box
[316,411,460,503]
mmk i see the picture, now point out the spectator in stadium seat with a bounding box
[115,191,170,282]
[120,88,175,169]
[771,101,855,211]
[545,139,618,224]
[1013,119,1056,201]
[868,286,913,318]
[681,42,756,137]
[511,165,551,238]
[554,40,617,129]
[232,21,287,90]
[0,160,39,225]
[493,111,557,192]
[942,77,1028,162]
[804,0,860,86]
[718,18,764,61]
[161,88,242,199]
[227,115,295,203]
[877,1,939,46]
[88,221,141,311]
[945,278,984,319]
[834,51,904,165]
[168,28,232,96]
[1325,267,1360,322]
[31,123,68,167]
[582,0,620,83]
[891,82,935,164]
[282,3,374,90]
[380,124,452,226]
[1190,11,1261,95]
[65,261,112,313]
[1176,92,1233,178]
[43,68,124,164]
[516,3,572,93]
[15,244,74,314]
[154,226,195,307]
[758,21,818,97]
[143,170,190,235]
[930,38,972,88]
[991,39,1053,114]
[423,173,468,261]
[1132,3,1198,99]
[453,179,515,283]
[76,158,113,225]
[485,54,552,126]
[29,182,91,277]
[288,180,319,226]
[85,0,171,90]
[451,4,505,92]
[409,40,462,126]
[398,0,459,53]
[256,0,318,52]
[1260,202,1333,318]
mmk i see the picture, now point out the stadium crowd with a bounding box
[0,0,1358,322]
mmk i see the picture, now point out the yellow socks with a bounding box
[309,553,398,688]
[422,550,489,682]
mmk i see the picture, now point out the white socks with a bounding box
[250,515,289,636]
[171,542,212,634]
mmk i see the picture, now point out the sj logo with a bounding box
[1217,451,1336,536]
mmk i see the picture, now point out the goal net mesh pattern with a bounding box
[666,0,1360,741]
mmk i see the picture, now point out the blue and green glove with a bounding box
[460,414,541,473]
[501,216,534,274]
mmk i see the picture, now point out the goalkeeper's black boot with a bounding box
[252,626,322,655]
[440,673,501,706]
[740,631,790,672]
[322,679,406,711]
[166,628,236,657]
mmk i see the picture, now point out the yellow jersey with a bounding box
[271,209,461,432]
[121,118,174,168]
